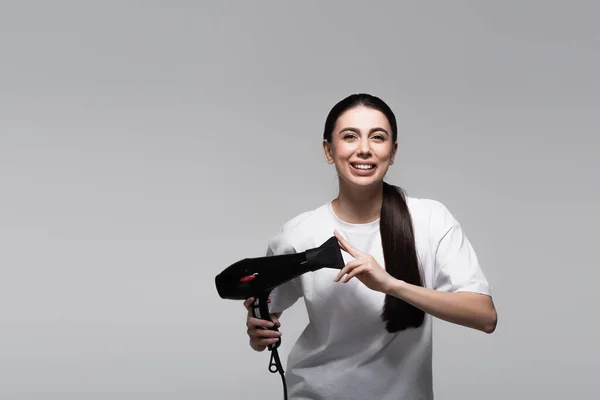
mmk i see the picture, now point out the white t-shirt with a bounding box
[266,196,491,400]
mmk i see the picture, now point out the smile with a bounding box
[350,163,375,170]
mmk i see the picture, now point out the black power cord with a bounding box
[268,346,287,400]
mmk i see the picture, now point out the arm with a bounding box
[333,197,499,335]
[383,280,497,333]
[418,200,497,333]
[332,230,497,334]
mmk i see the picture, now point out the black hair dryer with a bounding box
[214,236,345,400]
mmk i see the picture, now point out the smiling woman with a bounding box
[321,95,428,333]
[324,102,397,186]
[243,93,498,400]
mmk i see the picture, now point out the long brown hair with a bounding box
[323,93,425,333]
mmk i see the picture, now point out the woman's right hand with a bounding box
[244,297,282,352]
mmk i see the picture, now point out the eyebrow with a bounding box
[339,127,389,135]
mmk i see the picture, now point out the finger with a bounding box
[248,327,282,338]
[244,297,254,311]
[334,259,361,282]
[335,236,350,253]
[252,337,281,347]
[334,230,363,258]
[333,230,350,253]
[270,313,281,327]
[247,317,276,329]
[334,261,354,282]
[343,265,368,283]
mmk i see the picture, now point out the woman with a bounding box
[243,93,498,399]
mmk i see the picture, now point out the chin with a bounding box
[341,175,383,188]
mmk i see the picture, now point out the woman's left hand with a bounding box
[333,230,396,293]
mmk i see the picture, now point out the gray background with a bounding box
[1,1,598,399]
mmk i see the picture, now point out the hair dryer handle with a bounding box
[252,292,281,351]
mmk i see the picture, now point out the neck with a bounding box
[332,179,384,224]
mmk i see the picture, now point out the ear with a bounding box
[323,139,335,164]
[390,142,398,165]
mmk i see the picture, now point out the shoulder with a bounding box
[405,196,457,235]
[267,203,329,255]
[405,196,447,218]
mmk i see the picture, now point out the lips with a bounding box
[350,162,375,170]
[349,162,377,176]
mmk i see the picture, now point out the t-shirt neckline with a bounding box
[326,201,380,234]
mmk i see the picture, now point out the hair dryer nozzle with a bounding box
[304,236,345,271]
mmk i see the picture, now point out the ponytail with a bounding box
[321,93,424,332]
[380,181,425,332]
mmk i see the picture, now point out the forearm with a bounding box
[384,279,497,333]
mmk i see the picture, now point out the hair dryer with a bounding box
[214,235,345,400]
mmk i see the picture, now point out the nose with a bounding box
[357,137,371,157]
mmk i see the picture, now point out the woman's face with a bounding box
[323,105,397,188]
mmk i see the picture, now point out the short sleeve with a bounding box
[265,233,304,314]
[430,201,491,296]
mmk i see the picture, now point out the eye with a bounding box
[372,135,385,141]
[343,134,356,140]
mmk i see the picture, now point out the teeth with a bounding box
[353,164,374,170]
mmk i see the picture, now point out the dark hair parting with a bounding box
[323,93,425,333]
